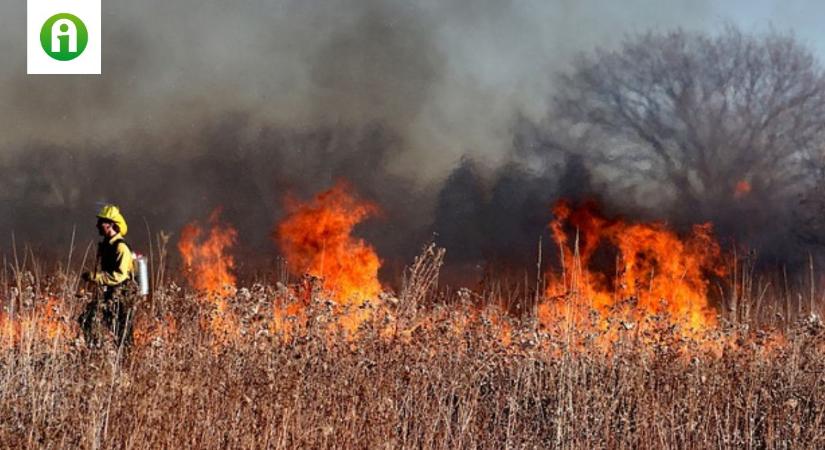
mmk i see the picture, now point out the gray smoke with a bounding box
[2,0,823,282]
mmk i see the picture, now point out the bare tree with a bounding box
[553,27,825,219]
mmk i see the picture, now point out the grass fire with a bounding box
[1,180,824,448]
[4,8,825,449]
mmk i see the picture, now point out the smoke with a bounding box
[3,0,821,282]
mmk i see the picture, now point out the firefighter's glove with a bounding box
[81,271,95,283]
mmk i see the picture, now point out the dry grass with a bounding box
[1,255,824,449]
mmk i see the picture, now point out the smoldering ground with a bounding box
[2,0,824,284]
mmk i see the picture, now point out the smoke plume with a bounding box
[2,0,823,283]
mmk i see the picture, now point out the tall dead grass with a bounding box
[0,248,824,449]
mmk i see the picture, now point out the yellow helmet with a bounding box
[96,204,128,237]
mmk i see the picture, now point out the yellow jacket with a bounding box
[92,234,134,286]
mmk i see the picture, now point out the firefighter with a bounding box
[79,204,136,348]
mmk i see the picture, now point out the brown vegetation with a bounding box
[1,247,824,449]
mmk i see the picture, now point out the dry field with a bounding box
[2,189,824,449]
[1,256,824,450]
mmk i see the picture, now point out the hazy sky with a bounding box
[1,0,825,182]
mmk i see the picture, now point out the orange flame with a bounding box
[274,182,382,305]
[178,209,240,343]
[543,200,724,332]
[734,180,751,198]
[271,300,307,343]
[178,209,238,297]
[0,296,73,349]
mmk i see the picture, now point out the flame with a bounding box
[0,296,73,349]
[274,182,382,305]
[543,200,724,333]
[271,300,306,343]
[178,209,239,342]
[734,180,751,198]
[178,209,238,297]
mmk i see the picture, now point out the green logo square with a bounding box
[40,13,88,61]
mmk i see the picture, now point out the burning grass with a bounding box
[2,190,824,448]
[0,259,824,449]
[274,181,382,305]
[544,200,725,332]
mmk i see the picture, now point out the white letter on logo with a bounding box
[51,19,77,53]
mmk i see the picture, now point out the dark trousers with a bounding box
[79,286,134,348]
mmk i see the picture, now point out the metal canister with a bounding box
[134,253,150,296]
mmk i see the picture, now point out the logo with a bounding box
[27,0,101,74]
[40,13,88,61]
